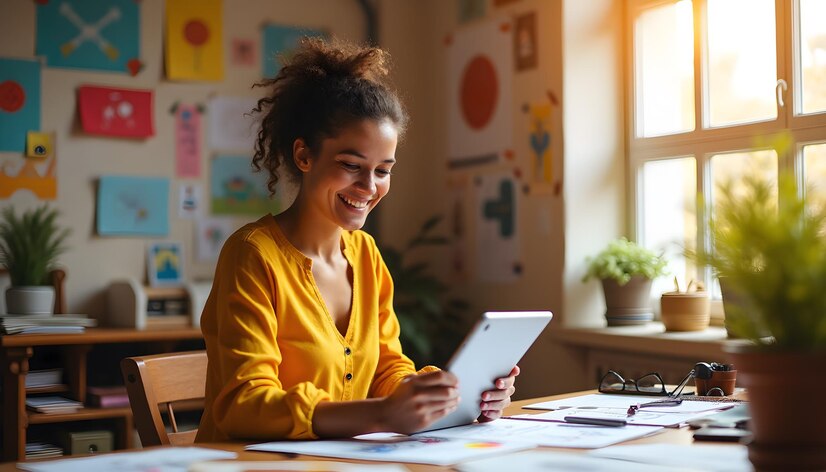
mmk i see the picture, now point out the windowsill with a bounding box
[548,323,750,358]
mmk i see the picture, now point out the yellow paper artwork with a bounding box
[0,154,57,200]
[26,131,52,158]
[165,0,223,81]
[528,103,553,192]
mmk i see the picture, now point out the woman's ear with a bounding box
[292,138,312,173]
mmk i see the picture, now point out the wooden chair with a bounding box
[121,350,207,446]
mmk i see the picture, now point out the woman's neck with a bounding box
[275,200,343,261]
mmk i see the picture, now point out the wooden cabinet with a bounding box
[0,328,203,461]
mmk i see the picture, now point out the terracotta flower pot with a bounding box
[601,276,653,326]
[660,291,710,332]
[694,369,737,396]
[725,346,826,471]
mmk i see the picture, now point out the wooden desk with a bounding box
[0,328,203,462]
[0,391,733,471]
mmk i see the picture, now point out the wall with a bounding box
[0,0,366,316]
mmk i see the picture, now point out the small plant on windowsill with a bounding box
[583,238,668,326]
[379,215,468,367]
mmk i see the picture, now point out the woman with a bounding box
[196,37,519,442]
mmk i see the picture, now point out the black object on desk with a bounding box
[564,416,627,427]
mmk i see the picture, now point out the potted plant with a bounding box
[0,205,70,315]
[583,238,668,326]
[379,215,468,367]
[691,173,826,470]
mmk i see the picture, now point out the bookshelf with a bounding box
[0,327,203,461]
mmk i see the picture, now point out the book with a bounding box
[26,396,83,414]
[26,368,64,389]
[0,314,96,335]
[87,385,130,408]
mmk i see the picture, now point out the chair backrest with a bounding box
[121,350,207,446]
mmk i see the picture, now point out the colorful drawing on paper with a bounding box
[78,85,154,138]
[165,0,223,81]
[97,176,169,236]
[178,182,203,219]
[447,19,514,168]
[196,217,236,261]
[262,24,325,79]
[231,38,256,66]
[147,242,184,287]
[475,173,521,283]
[0,57,40,153]
[208,96,258,151]
[458,0,486,23]
[174,103,202,177]
[26,131,52,159]
[526,102,553,193]
[35,0,140,74]
[514,11,538,71]
[211,155,281,215]
[0,153,56,200]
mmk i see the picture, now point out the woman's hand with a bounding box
[477,365,520,422]
[379,370,460,434]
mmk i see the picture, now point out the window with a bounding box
[628,0,826,320]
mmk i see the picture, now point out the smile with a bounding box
[338,194,371,209]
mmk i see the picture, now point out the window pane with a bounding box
[799,0,826,115]
[641,157,697,296]
[707,0,777,127]
[804,143,826,212]
[710,150,778,207]
[635,1,695,137]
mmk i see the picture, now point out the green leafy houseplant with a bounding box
[379,215,468,367]
[692,174,826,350]
[583,238,668,285]
[0,205,70,286]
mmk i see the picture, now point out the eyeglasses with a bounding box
[598,370,668,396]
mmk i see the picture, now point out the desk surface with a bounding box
[0,391,728,471]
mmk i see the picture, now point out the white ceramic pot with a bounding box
[5,286,55,315]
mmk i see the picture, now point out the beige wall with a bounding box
[1,0,626,397]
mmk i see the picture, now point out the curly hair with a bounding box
[251,37,408,197]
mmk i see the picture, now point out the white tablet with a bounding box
[415,310,553,433]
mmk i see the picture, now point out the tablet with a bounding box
[415,310,553,433]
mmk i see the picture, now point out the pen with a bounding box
[563,416,627,427]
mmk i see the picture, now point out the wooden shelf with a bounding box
[25,385,69,395]
[28,407,133,424]
[1,327,202,348]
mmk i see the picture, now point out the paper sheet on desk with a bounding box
[416,418,664,449]
[459,450,701,472]
[589,444,751,472]
[516,407,717,427]
[245,436,534,466]
[17,447,237,472]
[190,461,407,472]
[525,394,733,413]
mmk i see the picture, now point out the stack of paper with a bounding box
[0,314,96,335]
[26,396,83,414]
[25,369,64,389]
[25,442,64,460]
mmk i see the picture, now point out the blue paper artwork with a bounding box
[97,176,170,236]
[0,58,41,152]
[148,242,183,286]
[36,0,140,73]
[211,155,281,215]
[262,24,325,79]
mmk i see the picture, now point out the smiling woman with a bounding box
[195,37,520,443]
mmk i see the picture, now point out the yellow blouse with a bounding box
[196,215,427,442]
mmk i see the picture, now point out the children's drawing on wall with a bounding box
[262,24,326,79]
[178,183,203,219]
[172,102,203,177]
[211,155,282,216]
[446,19,513,169]
[231,38,257,67]
[514,11,538,71]
[447,175,470,281]
[474,173,522,283]
[165,0,223,81]
[0,58,40,152]
[147,242,184,287]
[196,218,235,262]
[35,0,140,74]
[458,0,486,24]
[78,85,154,138]
[525,101,553,194]
[208,96,258,152]
[97,176,169,236]
[0,152,56,201]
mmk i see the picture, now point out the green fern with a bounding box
[583,238,669,285]
[0,206,70,286]
[690,173,826,350]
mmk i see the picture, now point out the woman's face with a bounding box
[299,118,398,231]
